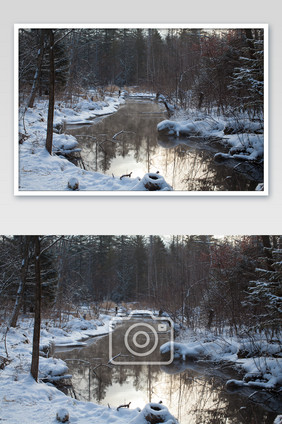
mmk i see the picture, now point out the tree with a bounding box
[245,236,282,335]
[228,28,264,116]
[27,30,46,108]
[30,236,41,381]
[45,29,55,154]
[10,236,32,327]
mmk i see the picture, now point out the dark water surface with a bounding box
[54,319,279,423]
[66,98,263,191]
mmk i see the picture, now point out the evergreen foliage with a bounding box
[19,27,265,115]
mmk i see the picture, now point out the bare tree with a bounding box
[10,236,31,327]
[27,30,46,108]
[30,236,41,381]
[46,30,55,155]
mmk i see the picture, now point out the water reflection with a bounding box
[55,322,278,423]
[66,99,262,191]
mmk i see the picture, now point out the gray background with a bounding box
[1,0,280,235]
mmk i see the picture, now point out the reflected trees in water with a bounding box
[66,99,260,190]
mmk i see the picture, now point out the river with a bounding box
[66,98,263,191]
[65,97,263,191]
[54,318,279,423]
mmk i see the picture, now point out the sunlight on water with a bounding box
[55,319,277,423]
[66,98,261,191]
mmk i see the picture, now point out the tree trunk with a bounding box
[10,236,31,327]
[30,236,41,381]
[46,30,55,155]
[27,30,45,108]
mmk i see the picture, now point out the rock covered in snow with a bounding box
[134,173,172,191]
[67,177,79,190]
[130,402,178,424]
[56,408,69,422]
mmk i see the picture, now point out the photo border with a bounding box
[14,23,269,196]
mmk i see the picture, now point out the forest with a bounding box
[1,235,280,335]
[19,27,264,113]
[18,27,266,192]
[0,235,281,423]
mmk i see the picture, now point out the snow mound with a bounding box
[67,177,79,190]
[132,173,172,191]
[52,133,78,151]
[160,339,237,362]
[56,408,69,422]
[39,357,68,378]
[157,114,264,164]
[75,99,104,111]
[163,330,282,392]
[130,402,178,424]
[63,318,97,332]
[157,118,224,137]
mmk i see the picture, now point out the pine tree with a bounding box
[228,29,264,117]
[245,237,282,335]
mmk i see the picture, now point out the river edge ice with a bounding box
[18,92,172,192]
[0,313,179,423]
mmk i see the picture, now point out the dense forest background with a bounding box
[1,235,280,336]
[19,27,264,114]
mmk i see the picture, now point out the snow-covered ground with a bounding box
[157,112,264,163]
[160,327,282,393]
[17,92,172,192]
[0,314,178,423]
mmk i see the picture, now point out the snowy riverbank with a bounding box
[157,111,264,164]
[161,327,282,393]
[17,93,172,192]
[0,314,178,423]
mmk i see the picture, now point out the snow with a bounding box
[157,113,264,163]
[56,408,69,422]
[160,338,238,362]
[128,91,155,98]
[18,93,171,192]
[39,356,69,378]
[0,315,177,423]
[160,328,282,392]
[128,310,157,317]
[157,117,225,138]
[130,403,178,424]
[0,372,142,424]
[67,177,79,190]
[131,173,172,191]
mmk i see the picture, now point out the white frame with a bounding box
[14,23,268,196]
